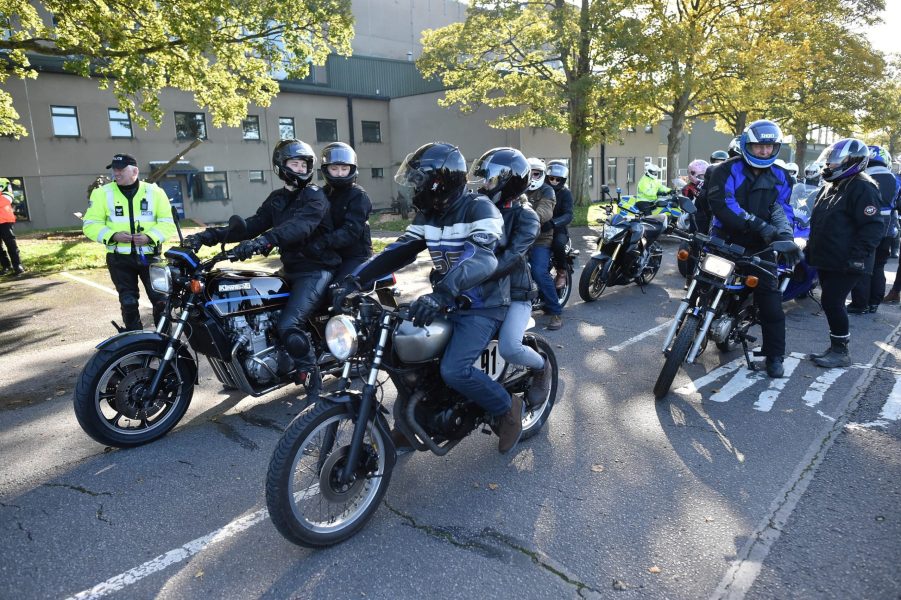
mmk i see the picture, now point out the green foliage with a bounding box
[0,0,355,137]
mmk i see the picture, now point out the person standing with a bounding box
[806,138,884,368]
[0,177,25,276]
[526,157,562,330]
[82,154,175,331]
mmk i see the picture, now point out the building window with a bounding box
[0,176,29,221]
[644,125,653,134]
[315,118,338,142]
[362,121,381,143]
[279,117,295,140]
[175,112,207,140]
[193,171,229,200]
[249,170,265,182]
[586,158,595,188]
[626,158,636,183]
[50,105,80,137]
[108,108,133,138]
[242,116,261,140]
[372,168,384,178]
[658,157,668,178]
[606,157,617,184]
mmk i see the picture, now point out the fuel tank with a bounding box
[205,270,290,317]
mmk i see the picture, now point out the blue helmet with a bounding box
[818,138,869,182]
[867,145,890,168]
[739,120,783,169]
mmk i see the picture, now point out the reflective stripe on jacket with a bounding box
[83,182,175,254]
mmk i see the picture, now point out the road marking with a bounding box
[60,271,153,309]
[710,366,763,403]
[674,357,744,395]
[802,367,848,407]
[847,372,901,429]
[753,356,800,412]
[608,320,672,352]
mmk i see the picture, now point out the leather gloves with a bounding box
[410,290,454,327]
[847,258,867,275]
[748,216,778,245]
[782,245,803,269]
[330,275,363,313]
[183,229,220,251]
[232,236,273,261]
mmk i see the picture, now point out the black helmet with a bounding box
[710,150,729,164]
[320,142,358,188]
[546,160,569,190]
[467,147,530,203]
[272,139,315,188]
[394,142,467,215]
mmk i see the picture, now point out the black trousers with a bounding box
[749,271,786,358]
[819,269,862,337]
[276,269,332,369]
[0,223,21,269]
[551,230,569,269]
[106,253,165,330]
[850,237,891,307]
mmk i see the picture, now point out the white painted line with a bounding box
[753,356,800,412]
[711,366,764,403]
[881,374,901,421]
[674,356,745,395]
[61,271,152,309]
[609,320,672,352]
[802,368,847,407]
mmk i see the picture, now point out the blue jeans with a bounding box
[530,245,561,315]
[440,313,511,417]
[498,301,544,369]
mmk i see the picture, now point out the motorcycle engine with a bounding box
[226,312,291,384]
[709,316,735,345]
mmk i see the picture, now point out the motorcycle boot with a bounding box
[526,358,552,406]
[883,290,900,304]
[497,396,524,454]
[121,301,143,331]
[813,334,851,368]
[554,268,567,289]
[764,356,784,378]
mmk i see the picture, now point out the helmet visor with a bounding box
[394,153,430,192]
[322,145,357,166]
[466,157,510,194]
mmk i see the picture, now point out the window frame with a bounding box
[107,108,133,139]
[626,158,636,183]
[174,111,208,141]
[315,118,338,143]
[50,105,80,138]
[371,167,384,179]
[361,120,382,143]
[606,157,617,185]
[586,157,595,188]
[193,171,229,201]
[242,115,261,141]
[278,116,295,140]
[248,169,265,183]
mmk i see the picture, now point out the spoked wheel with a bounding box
[266,401,393,547]
[654,314,700,400]
[579,257,609,302]
[556,268,573,307]
[73,341,195,447]
[519,333,558,439]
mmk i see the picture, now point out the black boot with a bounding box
[846,304,869,315]
[813,334,851,368]
[765,356,784,378]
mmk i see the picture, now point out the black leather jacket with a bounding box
[551,186,574,234]
[491,195,539,302]
[321,183,373,260]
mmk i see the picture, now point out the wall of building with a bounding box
[351,0,468,60]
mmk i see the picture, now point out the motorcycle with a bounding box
[533,238,579,310]
[578,187,686,302]
[653,231,799,400]
[782,205,818,302]
[73,214,397,448]
[265,290,559,547]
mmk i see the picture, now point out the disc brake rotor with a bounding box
[113,367,166,419]
[318,444,372,503]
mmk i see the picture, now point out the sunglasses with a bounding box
[547,176,561,182]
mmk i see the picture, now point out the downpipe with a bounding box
[405,390,460,457]
[687,289,724,363]
[662,280,697,351]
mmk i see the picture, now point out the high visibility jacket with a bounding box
[631,174,671,206]
[83,181,175,255]
[0,192,15,224]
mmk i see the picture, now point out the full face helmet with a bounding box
[817,138,869,182]
[527,157,546,191]
[467,147,530,203]
[867,145,891,168]
[546,160,569,191]
[394,142,468,216]
[644,162,662,179]
[785,162,799,178]
[272,139,316,187]
[710,150,729,164]
[739,120,783,169]
[804,163,821,179]
[687,159,709,185]
[320,142,358,188]
[727,137,742,157]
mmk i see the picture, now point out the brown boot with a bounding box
[554,270,567,289]
[547,314,563,330]
[526,359,552,406]
[497,397,523,454]
[883,290,900,304]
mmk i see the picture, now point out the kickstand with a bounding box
[806,289,823,312]
[740,338,757,371]
[111,320,125,333]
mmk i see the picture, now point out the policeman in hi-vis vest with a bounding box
[83,153,176,331]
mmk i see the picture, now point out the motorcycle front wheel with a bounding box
[578,257,609,302]
[654,314,700,400]
[73,341,195,447]
[266,401,393,548]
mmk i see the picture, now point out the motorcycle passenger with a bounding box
[710,150,729,165]
[309,142,373,282]
[728,136,742,158]
[185,139,338,387]
[847,145,898,314]
[526,157,563,330]
[469,147,553,404]
[628,162,671,213]
[803,163,822,186]
[806,138,884,368]
[785,162,800,186]
[334,142,524,454]
[546,160,574,290]
[683,159,709,200]
[706,119,796,378]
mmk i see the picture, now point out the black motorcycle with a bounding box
[265,290,559,547]
[533,238,578,310]
[653,231,798,400]
[73,216,396,447]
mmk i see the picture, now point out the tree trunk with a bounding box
[666,110,687,187]
[569,136,591,206]
[734,111,747,136]
[795,133,809,169]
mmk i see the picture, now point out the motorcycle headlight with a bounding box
[700,254,735,279]
[325,315,358,361]
[149,265,172,294]
[602,224,625,242]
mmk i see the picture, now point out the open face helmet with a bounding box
[817,138,869,182]
[320,142,358,188]
[273,139,315,187]
[394,142,468,215]
[710,150,729,164]
[739,120,783,169]
[467,147,530,203]
[546,160,569,191]
[687,159,709,185]
[527,157,546,191]
[867,145,891,168]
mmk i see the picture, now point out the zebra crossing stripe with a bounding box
[802,368,848,407]
[674,356,744,395]
[754,356,801,412]
[710,366,762,403]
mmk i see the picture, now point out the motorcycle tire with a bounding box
[578,257,609,302]
[266,400,393,548]
[556,269,573,308]
[73,340,195,447]
[520,333,559,440]
[654,314,700,400]
[638,248,663,285]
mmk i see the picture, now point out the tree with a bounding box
[417,0,655,205]
[0,0,355,138]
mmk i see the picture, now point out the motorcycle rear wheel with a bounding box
[520,333,559,439]
[578,257,609,302]
[556,268,573,307]
[266,401,392,548]
[73,341,195,447]
[654,314,699,400]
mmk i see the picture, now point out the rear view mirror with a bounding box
[679,196,697,214]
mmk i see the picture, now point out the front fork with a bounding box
[142,294,195,403]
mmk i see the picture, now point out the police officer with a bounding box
[83,154,175,331]
[706,120,796,378]
[185,139,338,386]
[526,157,562,330]
[627,163,670,212]
[545,160,574,290]
[0,177,24,276]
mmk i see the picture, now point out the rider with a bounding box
[333,142,524,454]
[628,162,671,213]
[785,162,800,186]
[705,119,796,378]
[185,139,338,388]
[469,147,552,404]
[545,160,574,290]
[683,159,709,200]
[526,157,563,330]
[709,150,729,165]
[847,145,898,314]
[308,142,373,282]
[803,163,822,186]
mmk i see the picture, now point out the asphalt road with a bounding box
[0,228,898,600]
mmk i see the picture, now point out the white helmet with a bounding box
[804,162,820,178]
[527,157,546,191]
[644,162,662,178]
[774,158,786,169]
[785,162,799,178]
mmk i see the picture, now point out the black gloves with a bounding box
[331,275,362,313]
[748,216,778,245]
[847,258,867,274]
[781,244,803,269]
[232,236,273,261]
[540,220,554,232]
[410,290,454,327]
[183,229,220,251]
